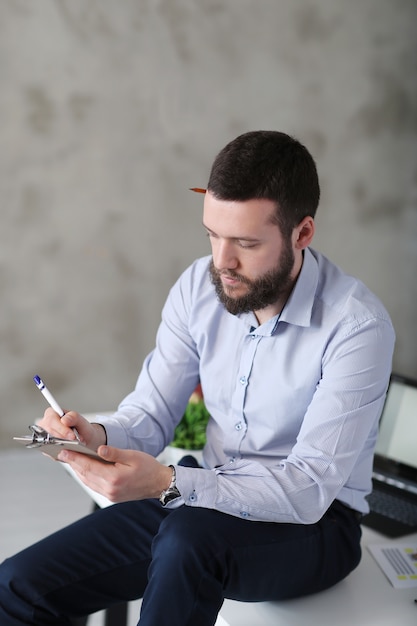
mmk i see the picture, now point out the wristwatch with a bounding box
[159,465,181,506]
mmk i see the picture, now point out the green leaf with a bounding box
[171,399,210,450]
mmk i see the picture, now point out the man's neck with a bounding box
[254,301,285,326]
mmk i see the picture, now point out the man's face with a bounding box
[203,192,297,317]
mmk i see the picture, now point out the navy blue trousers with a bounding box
[0,498,361,625]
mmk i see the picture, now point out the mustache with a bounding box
[214,268,251,285]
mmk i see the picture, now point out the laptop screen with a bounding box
[374,373,417,473]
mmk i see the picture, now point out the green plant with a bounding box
[171,398,210,450]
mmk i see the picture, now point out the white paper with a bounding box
[368,543,417,588]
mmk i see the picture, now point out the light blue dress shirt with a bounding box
[100,248,395,523]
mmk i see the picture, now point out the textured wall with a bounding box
[1,0,416,446]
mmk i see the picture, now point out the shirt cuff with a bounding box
[94,415,130,449]
[174,465,218,508]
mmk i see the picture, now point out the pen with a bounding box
[33,375,65,416]
[33,375,80,440]
[189,187,206,194]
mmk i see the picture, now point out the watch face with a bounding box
[160,486,181,506]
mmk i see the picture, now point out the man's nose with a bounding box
[213,240,238,271]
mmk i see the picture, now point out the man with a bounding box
[0,131,395,625]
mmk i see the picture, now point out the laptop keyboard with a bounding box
[367,489,417,527]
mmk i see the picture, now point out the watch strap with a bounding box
[159,465,181,506]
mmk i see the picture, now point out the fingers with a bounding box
[60,411,76,427]
[96,445,122,463]
[57,445,119,468]
[57,449,116,497]
[95,446,150,466]
[38,408,82,440]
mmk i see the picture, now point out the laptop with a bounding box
[361,373,417,537]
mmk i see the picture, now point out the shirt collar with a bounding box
[238,247,319,333]
[279,247,318,327]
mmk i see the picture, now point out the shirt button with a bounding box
[235,422,243,431]
[240,511,249,518]
[229,457,235,464]
[239,376,247,385]
[188,491,197,503]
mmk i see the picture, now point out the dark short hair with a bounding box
[207,131,320,237]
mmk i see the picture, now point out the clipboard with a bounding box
[14,424,111,463]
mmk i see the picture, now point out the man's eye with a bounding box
[238,241,257,249]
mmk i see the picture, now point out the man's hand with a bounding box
[57,445,173,503]
[38,408,107,451]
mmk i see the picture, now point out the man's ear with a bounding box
[294,216,315,250]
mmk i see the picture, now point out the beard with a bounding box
[209,242,295,316]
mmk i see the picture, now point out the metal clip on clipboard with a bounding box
[13,424,110,462]
[14,424,81,448]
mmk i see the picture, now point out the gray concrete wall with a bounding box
[1,0,416,446]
